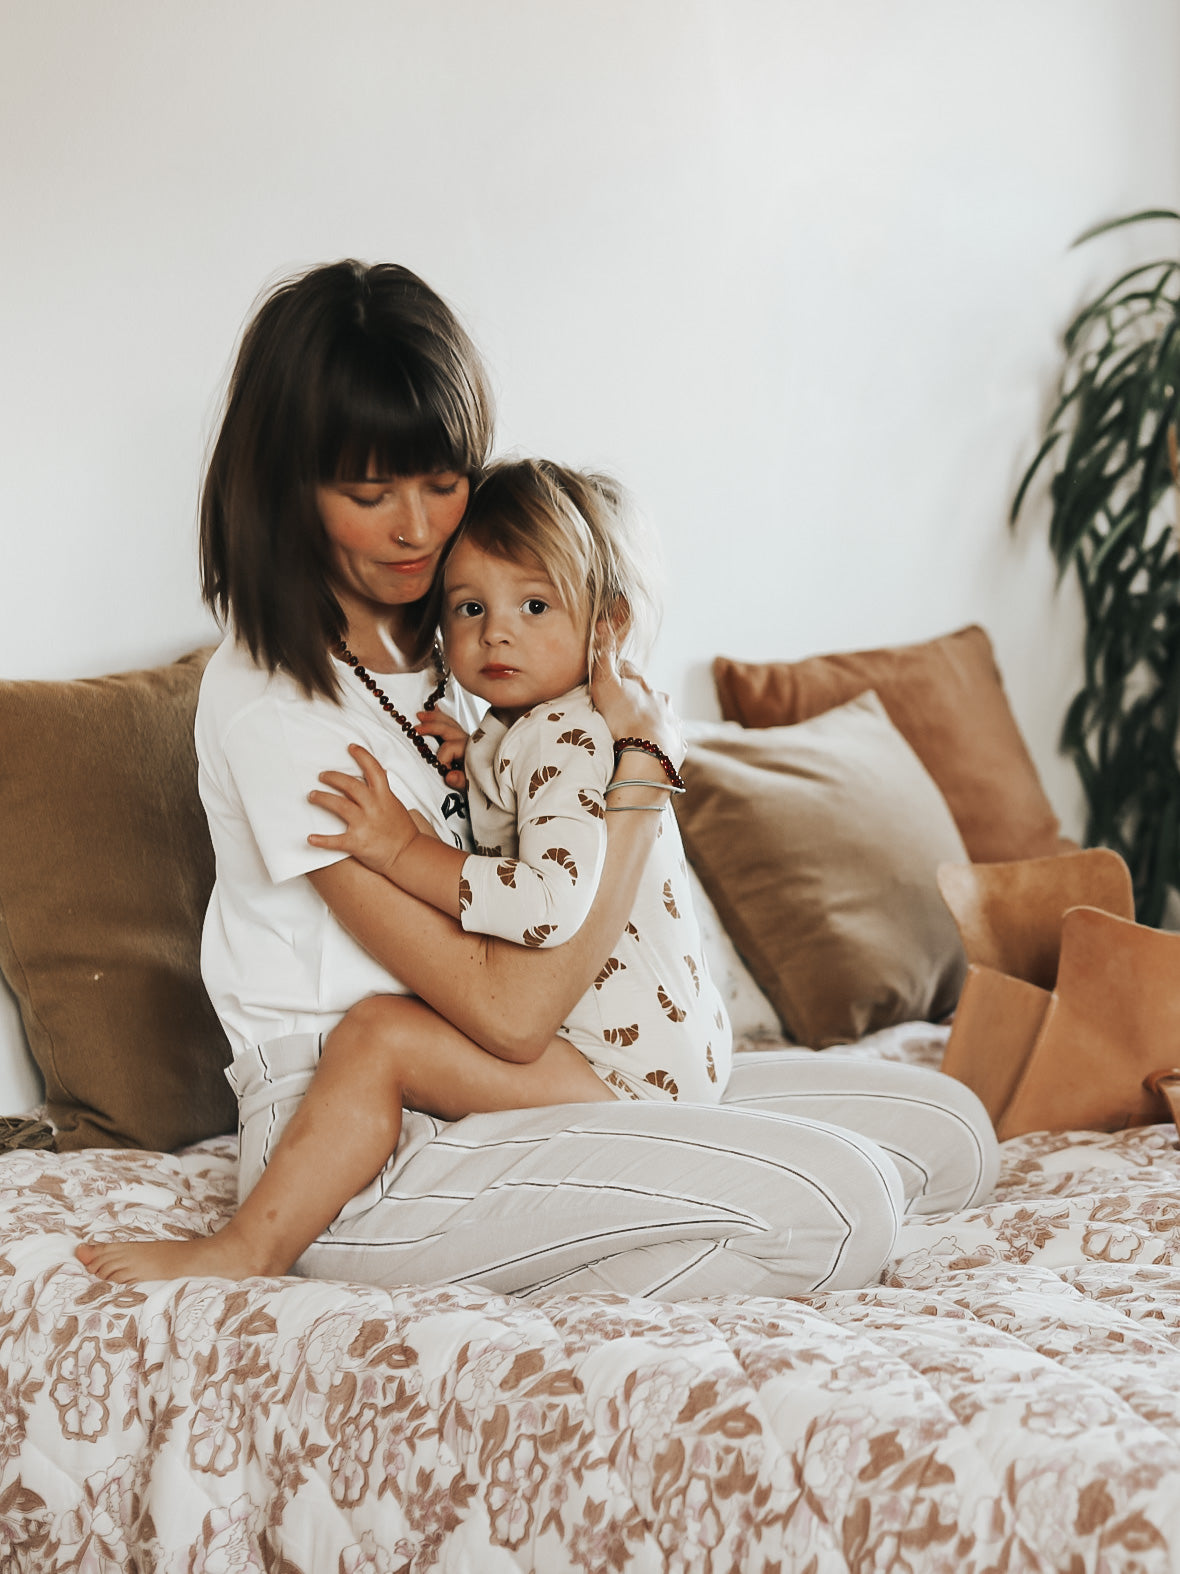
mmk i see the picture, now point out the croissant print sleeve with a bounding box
[459,688,611,948]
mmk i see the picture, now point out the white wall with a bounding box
[2,0,1179,839]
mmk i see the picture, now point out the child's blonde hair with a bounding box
[446,458,661,671]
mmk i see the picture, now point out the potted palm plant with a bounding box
[1014,208,1180,925]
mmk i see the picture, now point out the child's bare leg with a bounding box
[369,998,612,1123]
[77,994,610,1284]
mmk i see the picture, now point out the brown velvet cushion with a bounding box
[676,695,968,1047]
[713,624,1061,863]
[0,649,235,1151]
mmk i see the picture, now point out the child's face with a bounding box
[442,536,590,722]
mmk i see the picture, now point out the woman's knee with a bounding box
[923,1073,999,1213]
[804,1132,904,1293]
[717,1141,902,1297]
[725,1052,999,1216]
[884,1064,999,1214]
[695,1116,906,1297]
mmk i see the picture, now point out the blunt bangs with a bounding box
[318,332,486,484]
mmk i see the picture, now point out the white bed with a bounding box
[5,1021,1180,1571]
[5,637,1179,1570]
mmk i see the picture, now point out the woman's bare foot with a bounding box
[75,1229,280,1284]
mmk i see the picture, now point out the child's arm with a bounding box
[459,712,613,948]
[307,744,467,917]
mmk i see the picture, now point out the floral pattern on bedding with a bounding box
[3,1026,1180,1572]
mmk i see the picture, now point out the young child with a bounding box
[310,458,732,1112]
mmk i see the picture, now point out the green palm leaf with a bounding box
[1017,209,1180,921]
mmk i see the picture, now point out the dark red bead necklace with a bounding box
[336,640,451,781]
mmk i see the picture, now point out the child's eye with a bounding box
[452,600,484,619]
[522,598,549,616]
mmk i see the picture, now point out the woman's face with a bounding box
[316,469,469,617]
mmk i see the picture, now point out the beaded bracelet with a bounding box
[604,777,685,795]
[612,737,686,792]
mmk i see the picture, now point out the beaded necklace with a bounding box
[335,639,451,781]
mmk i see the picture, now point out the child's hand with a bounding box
[416,708,468,791]
[308,744,418,879]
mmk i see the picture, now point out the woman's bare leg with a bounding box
[76,994,611,1284]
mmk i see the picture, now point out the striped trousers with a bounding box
[228,1035,997,1301]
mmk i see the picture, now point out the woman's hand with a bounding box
[415,708,468,791]
[308,744,419,880]
[589,623,685,769]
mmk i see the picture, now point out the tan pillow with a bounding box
[0,649,236,1150]
[713,624,1061,864]
[676,694,968,1047]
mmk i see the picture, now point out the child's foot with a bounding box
[75,1232,274,1284]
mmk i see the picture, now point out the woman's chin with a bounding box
[378,570,435,602]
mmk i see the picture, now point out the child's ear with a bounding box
[590,597,630,669]
[591,616,618,674]
[603,594,630,639]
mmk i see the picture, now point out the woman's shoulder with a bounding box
[196,632,351,766]
[199,632,298,727]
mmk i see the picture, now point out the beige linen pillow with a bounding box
[0,649,236,1150]
[676,694,968,1047]
[713,625,1062,864]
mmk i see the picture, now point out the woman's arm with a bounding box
[308,791,657,1061]
[308,663,682,1062]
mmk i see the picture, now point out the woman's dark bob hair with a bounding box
[200,260,494,698]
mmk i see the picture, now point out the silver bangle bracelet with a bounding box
[605,802,666,813]
[604,778,684,794]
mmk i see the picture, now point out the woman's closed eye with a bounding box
[341,487,385,509]
[338,472,463,507]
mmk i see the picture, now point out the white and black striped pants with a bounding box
[228,1035,997,1301]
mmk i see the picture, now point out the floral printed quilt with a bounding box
[4,1024,1180,1572]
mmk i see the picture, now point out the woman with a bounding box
[78,260,996,1299]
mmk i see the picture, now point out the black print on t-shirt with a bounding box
[441,791,468,823]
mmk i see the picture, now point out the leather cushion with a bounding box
[713,625,1061,864]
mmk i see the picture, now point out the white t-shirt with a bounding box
[197,633,479,1056]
